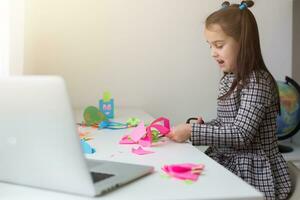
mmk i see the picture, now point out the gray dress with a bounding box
[190,70,291,200]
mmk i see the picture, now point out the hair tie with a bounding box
[221,1,230,10]
[239,2,248,10]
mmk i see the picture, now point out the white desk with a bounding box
[0,109,263,200]
[279,139,300,169]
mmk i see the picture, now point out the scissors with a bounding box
[186,117,198,124]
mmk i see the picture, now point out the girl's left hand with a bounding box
[167,123,192,143]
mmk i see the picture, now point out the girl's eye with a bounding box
[216,45,223,49]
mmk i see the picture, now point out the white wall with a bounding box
[24,0,293,124]
[291,0,300,144]
[254,0,293,80]
[293,0,300,83]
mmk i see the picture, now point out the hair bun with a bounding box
[222,1,230,7]
[241,1,254,8]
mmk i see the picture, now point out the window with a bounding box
[0,0,10,76]
[0,0,24,76]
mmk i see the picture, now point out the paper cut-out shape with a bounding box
[138,135,152,147]
[79,131,90,138]
[119,135,136,144]
[126,118,140,127]
[99,91,114,119]
[80,139,96,154]
[128,122,147,142]
[119,117,171,147]
[83,106,107,126]
[162,163,205,181]
[99,120,134,130]
[78,126,96,154]
[132,146,154,155]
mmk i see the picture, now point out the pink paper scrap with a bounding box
[162,163,205,181]
[119,117,171,147]
[128,122,146,142]
[119,135,136,144]
[132,146,155,155]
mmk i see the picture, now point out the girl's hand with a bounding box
[187,116,204,124]
[167,123,192,143]
[196,117,204,124]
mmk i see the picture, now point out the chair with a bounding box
[287,161,300,200]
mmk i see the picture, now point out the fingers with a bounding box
[166,129,176,140]
[166,132,173,139]
[167,124,191,143]
[167,130,180,142]
[197,117,204,124]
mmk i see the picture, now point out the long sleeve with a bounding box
[194,71,291,200]
[205,118,223,126]
[190,77,272,148]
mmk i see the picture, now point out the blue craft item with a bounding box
[80,139,96,154]
[99,91,114,119]
[99,120,110,128]
[98,120,128,130]
[239,2,247,10]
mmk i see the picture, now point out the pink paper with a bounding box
[119,135,136,144]
[128,122,146,142]
[138,135,152,147]
[146,117,170,137]
[119,117,171,147]
[132,146,154,155]
[162,163,205,181]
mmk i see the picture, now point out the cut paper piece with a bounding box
[128,122,147,142]
[126,117,141,127]
[82,137,93,141]
[119,130,151,147]
[79,131,90,138]
[132,146,154,155]
[98,118,140,130]
[119,135,136,144]
[83,106,107,126]
[162,163,205,181]
[160,174,171,179]
[184,180,194,185]
[119,122,149,145]
[99,91,114,119]
[77,122,99,129]
[144,117,171,145]
[119,117,171,147]
[99,120,128,129]
[80,139,96,154]
[78,128,93,141]
[138,135,152,147]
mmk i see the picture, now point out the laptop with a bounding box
[0,76,154,196]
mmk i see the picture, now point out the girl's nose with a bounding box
[211,48,217,58]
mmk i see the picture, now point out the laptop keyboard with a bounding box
[90,172,114,183]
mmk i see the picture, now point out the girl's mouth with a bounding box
[217,60,224,64]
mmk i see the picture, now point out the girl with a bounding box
[167,1,291,199]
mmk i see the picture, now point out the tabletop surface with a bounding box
[0,108,264,200]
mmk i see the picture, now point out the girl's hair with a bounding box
[205,1,280,111]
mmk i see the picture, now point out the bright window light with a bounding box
[0,0,10,76]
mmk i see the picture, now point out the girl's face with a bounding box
[204,24,240,73]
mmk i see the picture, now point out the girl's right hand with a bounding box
[167,123,192,143]
[196,117,204,124]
